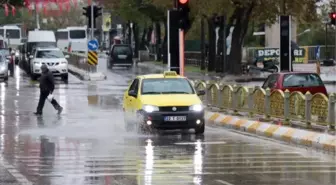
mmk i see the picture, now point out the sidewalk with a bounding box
[206,111,335,153]
[136,61,336,84]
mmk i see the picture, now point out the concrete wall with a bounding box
[265,17,297,48]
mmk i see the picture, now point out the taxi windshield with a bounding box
[141,78,195,95]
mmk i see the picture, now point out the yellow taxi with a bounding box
[123,71,206,134]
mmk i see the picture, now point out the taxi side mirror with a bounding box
[197,90,205,96]
[128,90,137,97]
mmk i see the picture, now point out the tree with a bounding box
[7,0,25,6]
[102,0,321,74]
[40,8,85,30]
[192,0,320,74]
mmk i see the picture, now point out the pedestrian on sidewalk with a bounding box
[34,64,63,116]
[8,48,14,77]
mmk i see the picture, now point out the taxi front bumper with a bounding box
[139,110,205,130]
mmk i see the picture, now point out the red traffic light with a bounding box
[330,12,336,19]
[179,0,188,4]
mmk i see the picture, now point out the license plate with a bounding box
[164,116,187,122]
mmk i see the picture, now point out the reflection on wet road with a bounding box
[0,63,334,185]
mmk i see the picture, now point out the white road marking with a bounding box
[216,179,235,185]
[0,157,33,185]
[175,141,227,145]
[15,151,302,159]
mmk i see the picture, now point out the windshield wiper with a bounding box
[142,91,161,94]
[162,91,191,94]
[286,85,304,87]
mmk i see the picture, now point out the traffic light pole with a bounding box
[167,10,171,71]
[90,2,96,72]
[90,3,94,40]
[179,28,185,76]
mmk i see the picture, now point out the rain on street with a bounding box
[0,58,335,185]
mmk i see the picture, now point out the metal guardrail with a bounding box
[194,81,336,130]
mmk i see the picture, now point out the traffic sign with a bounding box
[88,39,99,51]
[87,51,98,66]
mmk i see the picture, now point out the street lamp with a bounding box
[297,29,311,36]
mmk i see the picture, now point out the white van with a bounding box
[0,25,21,47]
[27,30,56,55]
[26,30,57,73]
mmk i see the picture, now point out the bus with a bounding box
[56,26,87,53]
[0,25,21,47]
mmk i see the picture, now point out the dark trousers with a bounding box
[36,90,60,113]
[8,63,14,76]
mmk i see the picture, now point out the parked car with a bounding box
[29,47,69,81]
[262,72,328,95]
[106,44,133,69]
[0,55,8,81]
[0,48,10,59]
[247,57,279,73]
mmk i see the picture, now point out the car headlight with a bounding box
[61,61,67,64]
[0,66,6,71]
[189,104,204,112]
[34,61,40,65]
[142,105,159,113]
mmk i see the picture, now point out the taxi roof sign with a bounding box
[163,71,177,77]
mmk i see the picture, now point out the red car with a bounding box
[262,72,328,95]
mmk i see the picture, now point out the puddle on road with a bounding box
[18,110,149,142]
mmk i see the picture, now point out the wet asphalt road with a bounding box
[0,60,335,185]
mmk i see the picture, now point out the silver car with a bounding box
[0,55,8,81]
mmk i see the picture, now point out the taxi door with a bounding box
[125,78,140,116]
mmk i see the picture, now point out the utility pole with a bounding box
[334,0,336,60]
[35,3,40,29]
[90,1,94,40]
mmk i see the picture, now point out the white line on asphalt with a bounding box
[175,141,227,145]
[18,155,318,162]
[23,160,330,168]
[26,164,336,173]
[15,151,302,159]
[0,157,33,185]
[37,170,336,177]
[216,179,235,185]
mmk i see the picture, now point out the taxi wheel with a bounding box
[195,124,205,135]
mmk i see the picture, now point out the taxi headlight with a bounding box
[142,105,159,113]
[189,104,204,112]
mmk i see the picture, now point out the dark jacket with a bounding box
[39,69,55,93]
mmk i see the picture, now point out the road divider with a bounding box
[205,111,336,152]
[68,65,106,81]
[64,52,106,81]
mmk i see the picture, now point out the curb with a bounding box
[68,65,106,81]
[68,68,90,81]
[205,111,336,153]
